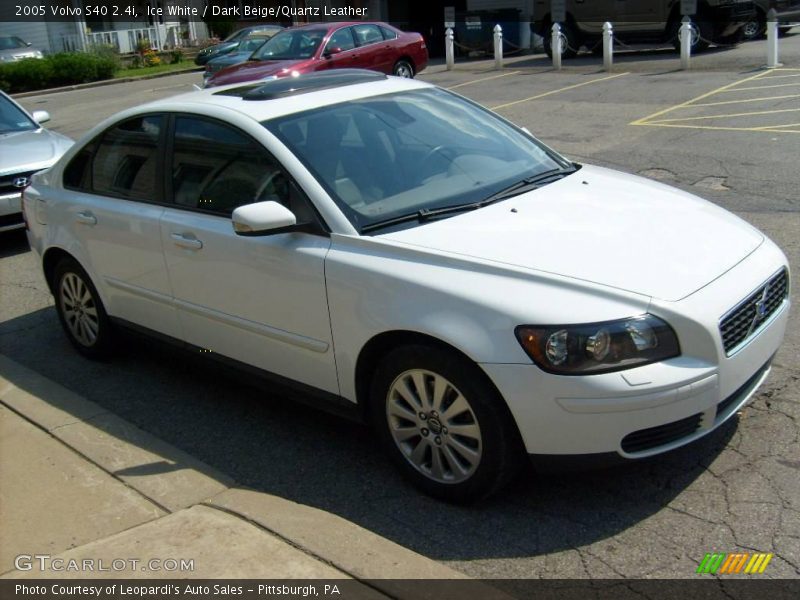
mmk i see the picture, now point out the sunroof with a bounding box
[213,69,388,101]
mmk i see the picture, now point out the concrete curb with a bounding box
[10,67,203,99]
[0,354,475,587]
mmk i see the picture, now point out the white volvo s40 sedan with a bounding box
[24,71,790,502]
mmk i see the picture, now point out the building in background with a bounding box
[0,1,209,55]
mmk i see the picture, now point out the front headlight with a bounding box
[515,314,680,375]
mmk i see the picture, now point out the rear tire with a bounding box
[369,344,523,503]
[543,23,579,59]
[53,258,116,359]
[670,19,712,52]
[392,59,414,78]
[742,11,767,41]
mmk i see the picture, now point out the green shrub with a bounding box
[0,58,55,93]
[170,49,184,64]
[0,52,119,93]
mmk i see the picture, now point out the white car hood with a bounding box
[380,165,764,302]
[0,128,73,175]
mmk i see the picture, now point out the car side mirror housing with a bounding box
[32,110,51,124]
[232,201,297,236]
[324,47,342,57]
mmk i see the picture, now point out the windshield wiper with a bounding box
[360,165,579,234]
[481,165,579,204]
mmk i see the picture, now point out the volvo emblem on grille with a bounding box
[12,177,30,189]
[749,282,771,334]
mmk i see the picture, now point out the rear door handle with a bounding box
[171,232,203,250]
[76,210,97,226]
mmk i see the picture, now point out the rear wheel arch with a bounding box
[43,247,75,294]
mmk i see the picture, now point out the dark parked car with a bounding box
[195,25,284,65]
[533,0,757,58]
[203,35,273,81]
[205,22,428,88]
[743,0,800,39]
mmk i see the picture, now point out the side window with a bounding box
[170,117,290,216]
[353,24,383,47]
[63,143,95,191]
[91,116,162,201]
[325,27,356,52]
[380,26,398,41]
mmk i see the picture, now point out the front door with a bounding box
[158,115,338,393]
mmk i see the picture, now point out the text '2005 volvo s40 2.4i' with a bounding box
[23,71,790,503]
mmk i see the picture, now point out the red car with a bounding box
[204,21,428,88]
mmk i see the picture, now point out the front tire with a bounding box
[392,59,414,78]
[369,345,522,503]
[53,258,115,359]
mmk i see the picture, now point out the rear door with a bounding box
[352,24,390,72]
[56,114,181,339]
[158,114,338,393]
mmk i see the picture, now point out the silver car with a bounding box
[0,36,44,62]
[0,91,73,232]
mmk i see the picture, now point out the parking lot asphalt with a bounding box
[3,33,799,581]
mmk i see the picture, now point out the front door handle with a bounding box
[170,233,203,250]
[76,210,97,226]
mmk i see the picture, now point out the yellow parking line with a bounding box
[446,71,521,90]
[630,70,768,125]
[634,122,800,134]
[758,72,800,80]
[752,122,800,130]
[490,72,629,110]
[648,107,800,123]
[687,93,800,108]
[773,67,800,71]
[721,82,800,92]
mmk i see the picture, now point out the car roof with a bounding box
[125,71,434,123]
[289,21,393,31]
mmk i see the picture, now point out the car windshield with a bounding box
[0,94,37,134]
[264,89,568,232]
[250,29,326,61]
[237,37,270,54]
[0,36,28,50]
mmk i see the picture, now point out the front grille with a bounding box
[720,269,789,354]
[0,171,37,195]
[621,413,703,454]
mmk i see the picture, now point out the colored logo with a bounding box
[697,552,773,574]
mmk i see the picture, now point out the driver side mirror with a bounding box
[232,201,296,236]
[323,46,343,58]
[32,110,50,124]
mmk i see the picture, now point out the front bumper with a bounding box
[482,241,790,459]
[0,192,24,232]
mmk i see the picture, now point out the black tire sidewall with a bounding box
[369,344,522,503]
[393,60,414,78]
[53,258,115,359]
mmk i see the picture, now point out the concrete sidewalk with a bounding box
[0,355,477,595]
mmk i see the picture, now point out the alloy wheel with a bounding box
[59,272,100,347]
[386,369,482,484]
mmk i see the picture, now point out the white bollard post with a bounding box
[766,8,781,68]
[551,23,562,71]
[680,16,693,70]
[603,21,613,71]
[494,24,503,70]
[445,27,455,71]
